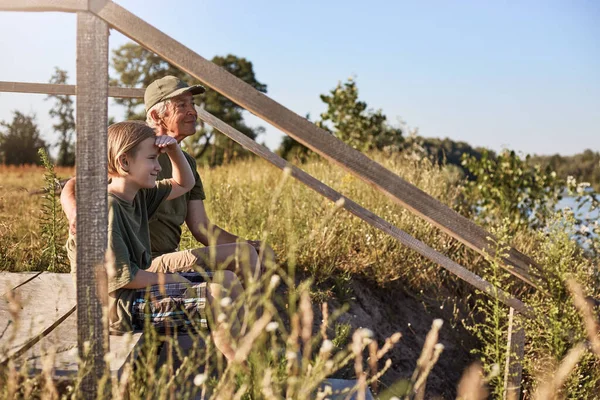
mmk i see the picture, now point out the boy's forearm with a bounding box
[168,147,195,190]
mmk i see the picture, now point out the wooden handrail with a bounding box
[91,1,537,286]
[0,81,145,98]
[0,0,86,12]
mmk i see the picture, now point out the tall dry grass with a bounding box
[1,152,599,398]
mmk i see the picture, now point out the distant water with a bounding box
[556,196,600,221]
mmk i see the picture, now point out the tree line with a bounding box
[1,43,598,191]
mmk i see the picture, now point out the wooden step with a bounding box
[0,272,143,378]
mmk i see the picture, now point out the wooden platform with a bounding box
[0,272,143,378]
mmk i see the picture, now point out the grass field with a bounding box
[1,152,599,399]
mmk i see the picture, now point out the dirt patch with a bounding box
[316,275,479,399]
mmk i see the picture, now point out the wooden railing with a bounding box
[0,1,533,398]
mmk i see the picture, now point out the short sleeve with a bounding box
[144,180,173,218]
[106,230,140,293]
[184,152,206,201]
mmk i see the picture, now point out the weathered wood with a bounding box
[0,273,76,362]
[92,1,536,287]
[22,312,143,378]
[0,0,86,12]
[76,10,109,395]
[196,108,531,315]
[0,271,41,297]
[503,307,525,400]
[0,273,143,378]
[0,81,145,98]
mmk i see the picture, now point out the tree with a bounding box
[317,77,402,151]
[47,67,76,166]
[277,113,313,162]
[111,43,267,165]
[0,111,47,165]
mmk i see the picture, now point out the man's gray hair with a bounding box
[145,99,172,129]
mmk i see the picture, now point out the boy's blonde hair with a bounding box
[108,121,156,177]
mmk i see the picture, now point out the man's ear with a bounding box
[150,109,167,133]
[118,154,129,172]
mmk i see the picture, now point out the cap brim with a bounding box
[163,84,206,101]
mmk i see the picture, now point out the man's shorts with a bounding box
[149,249,208,274]
[131,272,212,332]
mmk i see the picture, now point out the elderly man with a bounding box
[61,75,270,281]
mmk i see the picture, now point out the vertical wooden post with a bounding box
[503,307,525,400]
[76,10,109,396]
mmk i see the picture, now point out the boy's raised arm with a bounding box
[155,136,195,200]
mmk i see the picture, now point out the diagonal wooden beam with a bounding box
[0,0,87,12]
[0,81,145,98]
[92,1,537,286]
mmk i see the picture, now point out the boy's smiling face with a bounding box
[125,137,162,189]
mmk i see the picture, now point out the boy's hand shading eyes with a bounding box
[155,136,179,153]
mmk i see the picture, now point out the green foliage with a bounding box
[0,111,47,165]
[401,134,490,173]
[317,77,403,152]
[46,67,76,166]
[111,43,267,166]
[530,149,600,191]
[38,149,68,272]
[276,114,314,163]
[523,212,600,397]
[463,223,513,398]
[332,322,352,350]
[461,149,564,230]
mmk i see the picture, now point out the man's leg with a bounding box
[150,243,262,283]
[204,270,245,362]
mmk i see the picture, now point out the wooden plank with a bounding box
[0,271,41,297]
[503,308,525,400]
[21,312,143,378]
[0,0,86,12]
[196,108,531,315]
[76,10,110,395]
[0,81,145,98]
[0,273,76,363]
[92,1,536,286]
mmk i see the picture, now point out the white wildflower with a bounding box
[269,274,280,289]
[193,374,207,386]
[220,297,232,307]
[320,340,334,353]
[266,322,279,332]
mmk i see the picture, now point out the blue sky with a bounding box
[0,0,598,156]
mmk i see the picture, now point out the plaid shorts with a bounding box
[131,272,212,332]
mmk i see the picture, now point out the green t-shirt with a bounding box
[66,181,172,334]
[149,151,205,257]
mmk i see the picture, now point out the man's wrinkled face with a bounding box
[160,92,198,141]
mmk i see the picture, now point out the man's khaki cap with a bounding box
[144,76,205,113]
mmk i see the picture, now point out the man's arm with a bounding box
[185,199,240,246]
[122,269,190,289]
[60,177,77,235]
[185,199,275,262]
